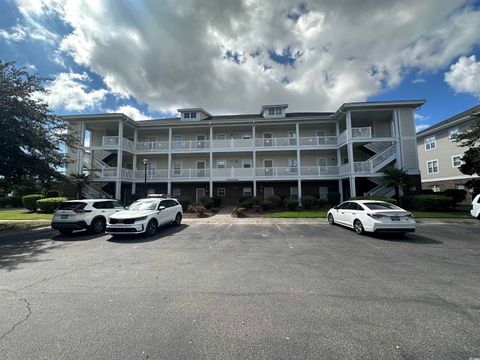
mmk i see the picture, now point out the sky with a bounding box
[0,0,479,132]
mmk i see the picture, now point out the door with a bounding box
[157,200,171,225]
[317,130,326,145]
[172,161,182,177]
[172,135,182,149]
[196,188,206,202]
[288,131,297,146]
[335,202,350,225]
[148,136,157,150]
[342,202,362,227]
[264,187,274,200]
[317,158,327,174]
[196,161,206,177]
[264,159,273,176]
[288,158,298,174]
[263,133,273,147]
[196,135,206,149]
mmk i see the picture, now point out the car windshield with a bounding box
[363,202,400,210]
[127,201,158,211]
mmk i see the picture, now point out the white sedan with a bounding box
[106,197,182,236]
[327,200,416,235]
[471,194,480,219]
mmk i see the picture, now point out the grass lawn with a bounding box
[265,209,471,219]
[0,211,53,220]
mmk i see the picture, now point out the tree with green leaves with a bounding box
[0,61,76,194]
[456,112,480,195]
[69,173,90,199]
[382,167,410,205]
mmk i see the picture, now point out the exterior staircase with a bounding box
[82,183,113,199]
[364,177,395,197]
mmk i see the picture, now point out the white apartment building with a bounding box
[417,105,480,200]
[64,100,424,204]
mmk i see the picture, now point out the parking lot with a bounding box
[1,220,479,359]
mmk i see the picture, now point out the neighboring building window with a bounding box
[268,108,275,115]
[427,160,439,174]
[242,159,252,168]
[425,136,436,151]
[243,187,252,197]
[290,187,298,200]
[319,186,329,200]
[216,134,226,140]
[217,188,226,197]
[455,184,465,190]
[172,188,181,197]
[449,127,459,140]
[452,155,462,167]
[184,112,190,119]
[429,185,441,192]
[216,160,226,168]
[190,112,197,118]
[275,108,282,115]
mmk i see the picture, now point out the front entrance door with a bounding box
[263,133,273,147]
[196,161,206,177]
[196,188,206,202]
[196,135,206,149]
[264,159,273,176]
[264,187,274,200]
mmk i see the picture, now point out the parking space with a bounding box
[0,221,479,359]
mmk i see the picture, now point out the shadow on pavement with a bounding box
[107,224,189,244]
[370,232,443,245]
[51,230,103,242]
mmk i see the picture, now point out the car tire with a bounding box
[145,219,157,237]
[59,230,73,235]
[174,213,182,226]
[89,217,105,234]
[353,219,364,235]
[328,214,335,225]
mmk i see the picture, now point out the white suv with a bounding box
[52,199,125,235]
[106,197,183,236]
[471,194,480,219]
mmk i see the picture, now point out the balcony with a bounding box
[255,167,299,177]
[255,137,296,148]
[101,136,136,151]
[211,168,254,178]
[171,140,210,151]
[300,166,339,176]
[211,138,253,150]
[351,127,372,139]
[136,141,170,152]
[298,136,337,147]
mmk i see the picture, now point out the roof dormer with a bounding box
[261,104,288,118]
[178,108,212,121]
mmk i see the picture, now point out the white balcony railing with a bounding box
[255,138,297,148]
[339,163,350,175]
[136,141,170,152]
[300,166,339,176]
[211,138,253,149]
[353,162,372,173]
[351,127,372,138]
[122,138,136,151]
[211,167,254,178]
[102,136,119,147]
[298,136,337,146]
[171,140,210,151]
[135,169,169,180]
[255,167,299,177]
[338,130,347,144]
[170,169,210,178]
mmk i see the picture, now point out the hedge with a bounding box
[45,190,61,198]
[37,197,67,213]
[240,196,262,209]
[327,192,341,206]
[442,189,466,204]
[22,194,44,211]
[199,196,214,209]
[259,200,273,211]
[283,198,299,210]
[177,196,193,211]
[300,195,317,210]
[211,197,222,208]
[0,196,23,208]
[404,194,455,211]
[267,195,282,209]
[351,196,397,204]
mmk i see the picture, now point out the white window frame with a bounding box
[427,159,439,174]
[290,186,298,200]
[190,112,197,118]
[424,136,436,151]
[243,187,252,197]
[172,188,181,197]
[455,184,465,190]
[216,160,227,169]
[242,159,252,168]
[319,186,329,200]
[429,185,441,193]
[275,108,282,115]
[268,108,275,115]
[217,188,226,197]
[451,154,462,168]
[449,127,459,141]
[184,112,190,119]
[173,160,182,176]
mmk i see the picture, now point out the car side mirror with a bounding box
[158,206,166,211]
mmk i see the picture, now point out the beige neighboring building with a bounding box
[417,105,480,200]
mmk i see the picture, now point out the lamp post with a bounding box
[143,158,149,196]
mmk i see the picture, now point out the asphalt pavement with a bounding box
[0,220,479,359]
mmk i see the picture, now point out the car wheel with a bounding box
[353,219,364,235]
[59,230,73,235]
[89,217,105,234]
[145,219,157,236]
[327,213,335,225]
[174,213,182,226]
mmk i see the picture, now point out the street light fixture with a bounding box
[143,158,149,196]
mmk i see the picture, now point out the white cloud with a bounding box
[416,124,429,132]
[109,105,151,121]
[412,78,425,84]
[10,0,480,113]
[444,55,480,98]
[414,113,430,122]
[40,71,108,111]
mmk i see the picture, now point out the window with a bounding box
[161,200,177,208]
[268,108,275,115]
[424,136,436,151]
[455,184,465,190]
[319,186,329,200]
[337,202,350,210]
[429,185,441,193]
[290,187,298,200]
[242,133,252,139]
[172,188,181,197]
[275,108,282,115]
[288,158,298,169]
[427,160,439,174]
[452,155,462,167]
[242,159,252,168]
[93,201,113,209]
[449,127,459,140]
[184,112,190,119]
[216,160,226,168]
[190,112,197,118]
[217,188,226,197]
[243,187,252,197]
[216,134,226,140]
[363,202,399,210]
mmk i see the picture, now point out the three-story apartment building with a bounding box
[64,100,424,204]
[417,105,480,200]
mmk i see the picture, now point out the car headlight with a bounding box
[134,216,148,222]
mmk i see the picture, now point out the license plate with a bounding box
[61,215,68,219]
[391,216,400,221]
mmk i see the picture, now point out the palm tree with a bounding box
[69,173,90,199]
[382,167,410,205]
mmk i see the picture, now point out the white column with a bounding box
[394,109,403,168]
[252,124,257,197]
[77,121,86,174]
[346,111,356,198]
[168,127,172,179]
[209,180,213,198]
[296,123,301,204]
[167,181,171,195]
[132,182,136,194]
[132,128,138,193]
[115,120,123,200]
[209,125,213,193]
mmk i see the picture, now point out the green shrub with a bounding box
[177,196,193,211]
[37,197,67,213]
[240,196,262,209]
[268,195,282,208]
[45,190,61,198]
[0,196,23,208]
[300,195,317,210]
[211,197,222,208]
[327,192,341,206]
[231,207,246,218]
[22,194,44,211]
[443,189,467,204]
[259,200,273,211]
[283,198,299,210]
[351,196,397,204]
[187,203,207,217]
[199,196,214,209]
[406,194,455,211]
